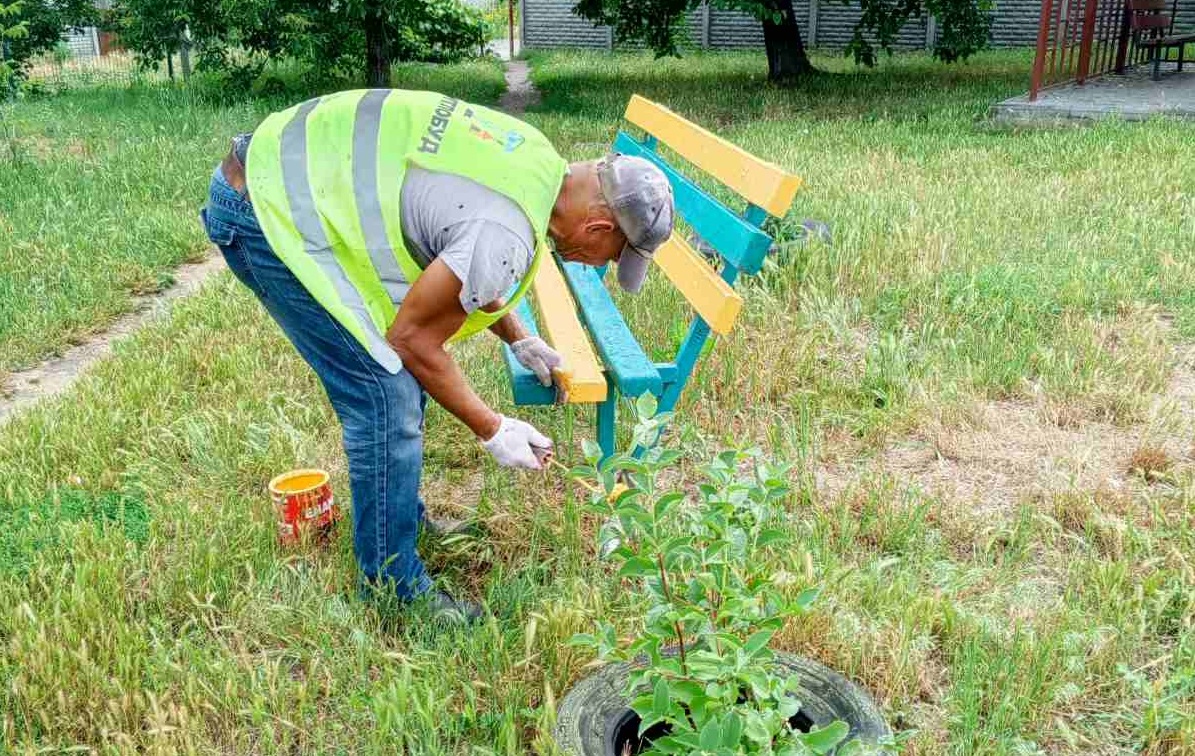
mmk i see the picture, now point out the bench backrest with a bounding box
[502,95,802,456]
[613,96,801,418]
[1129,0,1174,31]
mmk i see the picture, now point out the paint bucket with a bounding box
[269,469,340,545]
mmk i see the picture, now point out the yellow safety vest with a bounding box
[246,89,568,373]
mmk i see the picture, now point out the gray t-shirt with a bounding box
[399,166,535,314]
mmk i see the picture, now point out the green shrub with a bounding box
[570,396,853,755]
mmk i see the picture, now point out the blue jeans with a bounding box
[201,167,432,600]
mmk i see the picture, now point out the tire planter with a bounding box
[554,652,890,755]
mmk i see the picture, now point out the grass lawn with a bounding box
[0,61,507,378]
[2,49,1194,754]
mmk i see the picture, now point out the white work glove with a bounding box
[481,415,554,470]
[512,337,563,387]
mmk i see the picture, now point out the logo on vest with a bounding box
[417,95,460,154]
[463,107,525,153]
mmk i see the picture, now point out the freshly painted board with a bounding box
[503,299,558,406]
[560,262,662,397]
[532,255,608,403]
[613,133,774,275]
[654,234,743,335]
[624,95,802,219]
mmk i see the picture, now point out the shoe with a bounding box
[422,515,482,539]
[422,590,484,625]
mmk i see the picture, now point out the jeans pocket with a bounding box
[199,207,236,247]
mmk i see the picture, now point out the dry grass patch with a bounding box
[817,339,1195,516]
[1127,445,1174,480]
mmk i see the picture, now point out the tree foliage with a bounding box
[1,0,28,96]
[106,0,192,71]
[0,0,95,88]
[573,0,992,78]
[109,0,489,86]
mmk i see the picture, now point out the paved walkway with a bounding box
[992,63,1195,122]
[486,35,521,62]
[498,59,539,115]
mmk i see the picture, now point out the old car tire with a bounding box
[553,652,890,756]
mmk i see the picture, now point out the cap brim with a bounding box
[617,246,651,294]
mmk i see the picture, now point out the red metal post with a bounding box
[1031,0,1056,100]
[1060,0,1076,81]
[1076,0,1100,82]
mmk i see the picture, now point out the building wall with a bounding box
[989,0,1046,47]
[1175,0,1195,34]
[523,0,1050,51]
[523,0,611,48]
[63,27,100,59]
[706,7,767,47]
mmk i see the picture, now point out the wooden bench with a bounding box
[1130,0,1194,80]
[502,95,802,457]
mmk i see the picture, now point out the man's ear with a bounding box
[583,217,616,235]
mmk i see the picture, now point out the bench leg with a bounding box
[1152,51,1161,80]
[597,389,617,460]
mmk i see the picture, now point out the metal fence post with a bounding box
[926,15,937,49]
[1030,0,1056,100]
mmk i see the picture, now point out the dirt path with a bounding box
[499,60,540,115]
[0,255,226,425]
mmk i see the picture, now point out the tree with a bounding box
[1,0,28,98]
[0,0,95,88]
[572,0,992,82]
[111,0,488,87]
[107,0,195,78]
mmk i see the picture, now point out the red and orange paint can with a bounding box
[268,469,340,545]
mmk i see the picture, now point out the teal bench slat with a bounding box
[560,262,662,398]
[613,131,774,275]
[504,299,557,405]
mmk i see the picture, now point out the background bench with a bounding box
[503,95,802,458]
[1129,0,1194,80]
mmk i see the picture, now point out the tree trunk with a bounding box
[762,0,815,81]
[364,0,389,87]
[179,27,192,81]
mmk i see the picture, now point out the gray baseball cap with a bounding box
[597,154,675,294]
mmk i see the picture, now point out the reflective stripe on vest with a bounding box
[353,89,417,304]
[279,97,403,373]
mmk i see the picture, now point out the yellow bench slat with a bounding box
[532,256,608,403]
[655,234,744,335]
[624,95,802,219]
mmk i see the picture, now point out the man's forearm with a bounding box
[482,300,531,345]
[393,337,500,439]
